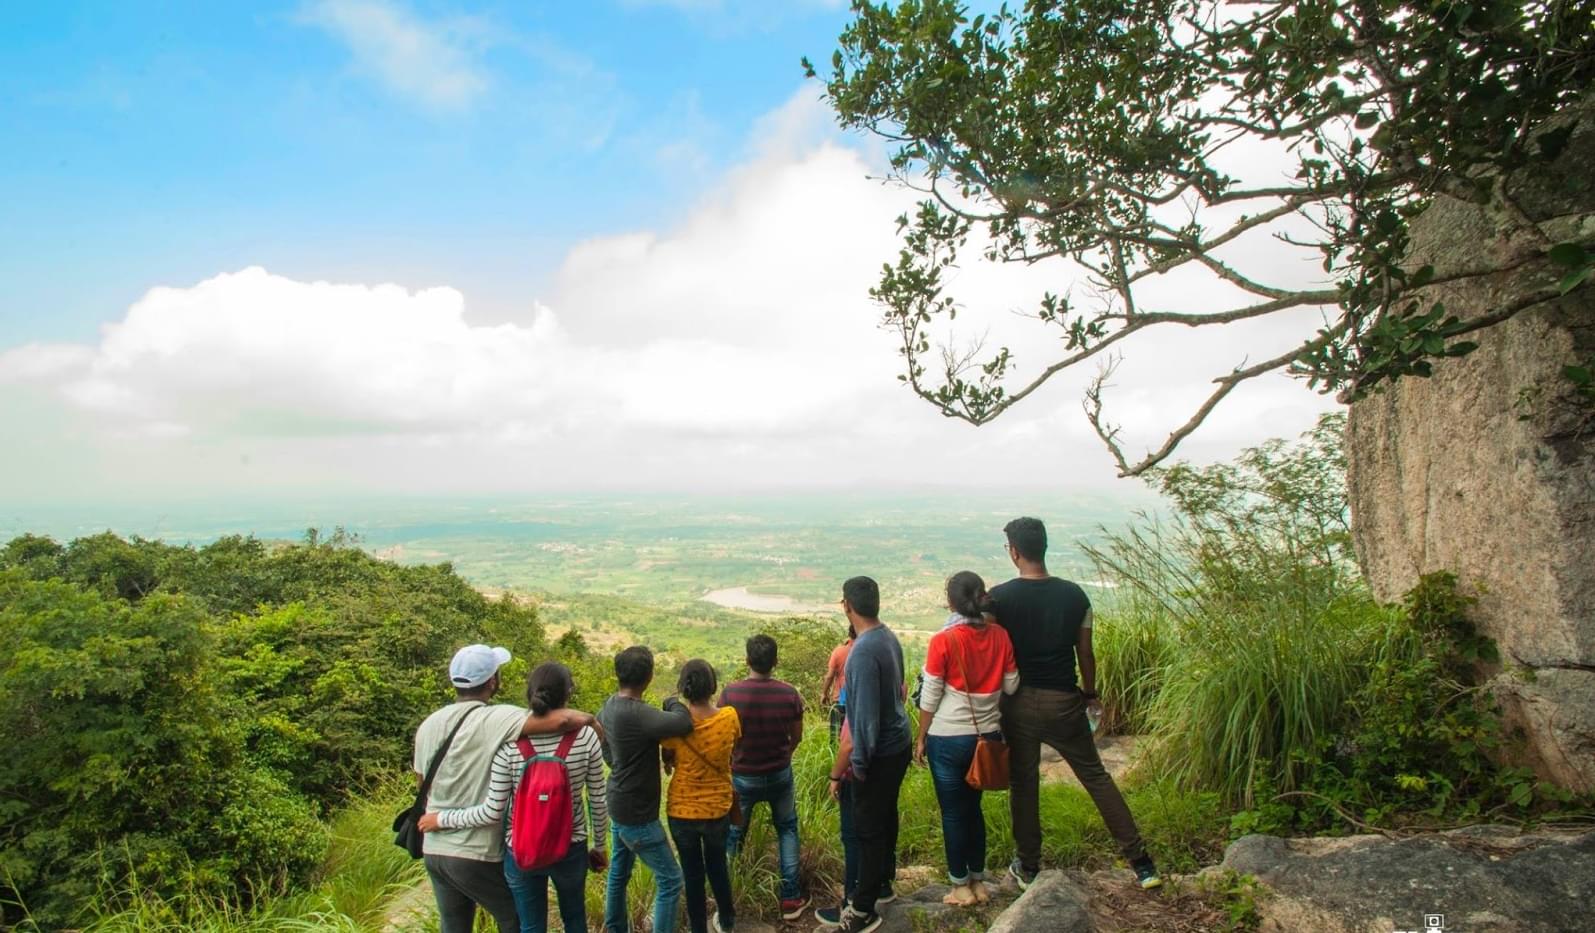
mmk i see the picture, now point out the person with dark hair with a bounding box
[821,576,910,933]
[914,571,1019,907]
[720,634,807,919]
[822,624,856,740]
[990,518,1162,891]
[411,645,598,933]
[421,662,608,933]
[599,646,695,933]
[660,660,742,933]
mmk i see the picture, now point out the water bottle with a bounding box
[1086,704,1101,733]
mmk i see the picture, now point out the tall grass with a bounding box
[1083,415,1410,806]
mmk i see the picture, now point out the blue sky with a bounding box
[0,1,1333,503]
[1,1,853,346]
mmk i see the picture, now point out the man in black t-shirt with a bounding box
[989,517,1162,891]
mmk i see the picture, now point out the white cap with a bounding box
[449,644,513,688]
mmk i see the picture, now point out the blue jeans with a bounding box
[604,820,683,933]
[727,767,801,900]
[670,816,735,933]
[504,840,587,933]
[926,733,990,884]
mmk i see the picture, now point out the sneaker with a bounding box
[711,912,730,933]
[875,883,896,905]
[1132,858,1163,890]
[781,896,809,920]
[1008,858,1038,891]
[834,906,882,933]
[814,904,844,928]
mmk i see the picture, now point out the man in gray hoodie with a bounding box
[824,576,909,933]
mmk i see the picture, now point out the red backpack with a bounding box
[507,731,580,870]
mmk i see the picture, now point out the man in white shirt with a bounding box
[413,644,595,933]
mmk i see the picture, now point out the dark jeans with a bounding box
[925,733,991,883]
[424,853,521,933]
[829,703,847,741]
[1003,686,1146,871]
[838,778,897,902]
[504,840,587,933]
[849,747,910,916]
[728,766,801,899]
[670,816,736,933]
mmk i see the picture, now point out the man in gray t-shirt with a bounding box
[414,644,596,933]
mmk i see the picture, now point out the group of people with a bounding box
[410,517,1161,933]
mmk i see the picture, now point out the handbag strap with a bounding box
[948,627,986,737]
[676,724,724,774]
[418,703,482,805]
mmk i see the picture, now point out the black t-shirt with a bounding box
[989,576,1090,691]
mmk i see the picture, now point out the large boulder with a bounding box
[985,870,1095,933]
[1222,827,1595,933]
[1345,105,1595,791]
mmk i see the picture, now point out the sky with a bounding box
[0,0,1337,505]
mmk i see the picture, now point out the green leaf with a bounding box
[1547,242,1587,268]
[1559,266,1592,295]
[1354,111,1379,129]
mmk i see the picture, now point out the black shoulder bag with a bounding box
[393,703,482,858]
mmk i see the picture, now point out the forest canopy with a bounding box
[0,532,547,928]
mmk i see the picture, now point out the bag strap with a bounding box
[419,703,482,805]
[554,729,580,760]
[947,629,984,737]
[675,719,724,775]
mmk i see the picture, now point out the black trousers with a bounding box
[849,746,910,915]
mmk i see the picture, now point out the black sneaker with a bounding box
[834,906,882,933]
[1131,857,1163,890]
[1009,858,1038,890]
[814,905,844,929]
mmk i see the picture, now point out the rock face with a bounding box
[1223,827,1595,933]
[1345,105,1595,791]
[985,871,1094,933]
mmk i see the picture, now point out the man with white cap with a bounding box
[413,643,597,933]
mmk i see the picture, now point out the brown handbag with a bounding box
[950,632,1011,791]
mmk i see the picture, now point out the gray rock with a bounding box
[1345,99,1595,792]
[1223,827,1595,932]
[985,870,1094,933]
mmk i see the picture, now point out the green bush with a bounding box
[0,573,325,928]
[1233,573,1578,834]
[0,531,547,927]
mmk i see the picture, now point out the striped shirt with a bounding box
[919,618,1020,736]
[433,724,608,850]
[720,677,804,775]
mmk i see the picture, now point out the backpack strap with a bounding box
[553,729,580,760]
[516,737,534,760]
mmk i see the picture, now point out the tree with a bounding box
[808,0,1595,474]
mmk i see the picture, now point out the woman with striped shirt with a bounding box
[913,571,1019,908]
[427,662,608,933]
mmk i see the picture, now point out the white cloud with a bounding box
[3,90,1337,498]
[302,0,488,110]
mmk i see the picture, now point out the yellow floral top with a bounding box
[661,706,741,820]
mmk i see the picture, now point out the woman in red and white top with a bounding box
[913,570,1019,908]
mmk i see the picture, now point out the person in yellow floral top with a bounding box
[662,659,742,933]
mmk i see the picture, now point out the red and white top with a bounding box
[919,617,1020,736]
